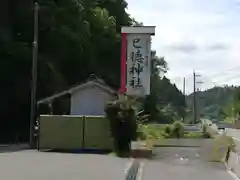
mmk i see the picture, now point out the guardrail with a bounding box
[226,151,240,178]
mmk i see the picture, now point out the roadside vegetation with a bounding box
[137,122,212,142]
[105,98,223,158]
[187,86,240,125]
[105,98,188,157]
[105,100,138,157]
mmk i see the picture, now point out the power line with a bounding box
[194,67,240,88]
[207,65,240,78]
[212,73,240,84]
[197,70,240,89]
[199,74,240,90]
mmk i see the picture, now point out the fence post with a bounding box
[82,116,86,149]
[37,115,40,151]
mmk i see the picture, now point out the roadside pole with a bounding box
[193,71,196,124]
[183,77,186,122]
[30,2,39,148]
[193,71,203,124]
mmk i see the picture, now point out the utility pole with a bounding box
[193,71,203,124]
[30,2,39,148]
[183,77,186,97]
[193,72,196,124]
[232,107,235,125]
[183,77,186,122]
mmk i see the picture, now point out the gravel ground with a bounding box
[142,147,234,180]
[0,150,131,180]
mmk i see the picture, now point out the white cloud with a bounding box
[126,0,240,94]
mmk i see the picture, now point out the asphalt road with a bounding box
[0,144,236,180]
[0,150,131,180]
[142,147,234,180]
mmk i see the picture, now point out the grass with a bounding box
[110,122,218,157]
[184,131,206,139]
[224,117,234,124]
[137,124,166,141]
[138,123,209,140]
[136,122,236,162]
[135,123,216,151]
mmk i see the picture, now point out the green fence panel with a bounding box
[84,116,113,150]
[39,115,84,149]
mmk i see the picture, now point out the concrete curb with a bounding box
[224,162,240,179]
[125,159,140,180]
[0,144,9,147]
[228,169,240,180]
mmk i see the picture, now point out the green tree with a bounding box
[142,53,185,123]
[233,88,240,119]
[0,0,186,142]
[0,0,134,142]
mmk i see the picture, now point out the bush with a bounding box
[137,124,147,140]
[171,121,184,138]
[184,132,203,139]
[137,124,165,141]
[163,125,171,135]
[162,132,170,138]
[105,101,137,157]
[162,125,172,138]
[202,124,212,138]
[203,132,211,138]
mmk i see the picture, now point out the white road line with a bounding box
[227,170,239,180]
[124,158,134,175]
[136,162,144,180]
[232,137,240,142]
[224,162,239,180]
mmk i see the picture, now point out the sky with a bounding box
[126,0,240,94]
